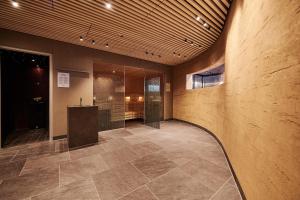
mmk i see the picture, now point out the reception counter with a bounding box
[67,105,98,149]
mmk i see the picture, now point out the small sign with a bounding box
[165,83,171,92]
[57,72,70,88]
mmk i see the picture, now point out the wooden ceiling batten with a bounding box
[0,0,232,65]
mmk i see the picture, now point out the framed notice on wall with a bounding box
[57,72,70,88]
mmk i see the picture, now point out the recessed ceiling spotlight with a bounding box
[190,41,194,46]
[79,36,83,41]
[92,40,96,45]
[11,0,19,8]
[173,52,176,56]
[32,58,35,62]
[196,16,201,21]
[112,70,116,73]
[105,2,112,9]
[178,54,181,57]
[184,38,188,43]
[203,23,210,29]
[105,43,109,48]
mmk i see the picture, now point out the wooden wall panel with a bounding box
[172,0,300,199]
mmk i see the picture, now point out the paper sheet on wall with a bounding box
[57,72,70,88]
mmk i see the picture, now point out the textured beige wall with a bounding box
[173,0,300,200]
[0,29,172,137]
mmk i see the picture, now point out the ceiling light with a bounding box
[12,0,19,8]
[79,36,83,41]
[105,43,109,48]
[190,41,194,46]
[178,54,181,57]
[184,38,188,43]
[203,23,210,29]
[92,40,96,45]
[196,16,201,21]
[105,2,112,9]
[32,58,35,62]
[173,52,176,56]
[112,70,116,73]
[145,51,149,54]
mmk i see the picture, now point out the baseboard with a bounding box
[172,118,247,200]
[53,135,67,140]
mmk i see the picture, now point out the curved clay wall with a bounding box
[172,0,300,199]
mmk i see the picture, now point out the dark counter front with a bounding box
[67,106,98,149]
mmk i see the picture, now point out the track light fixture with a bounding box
[92,40,96,45]
[79,36,83,41]
[105,43,109,48]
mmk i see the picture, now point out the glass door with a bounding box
[144,76,161,129]
[93,64,125,131]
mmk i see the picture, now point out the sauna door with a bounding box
[144,76,161,129]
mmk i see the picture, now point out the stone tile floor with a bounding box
[0,121,242,200]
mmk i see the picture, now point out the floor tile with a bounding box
[93,163,148,200]
[69,144,105,160]
[158,148,199,166]
[100,138,131,152]
[119,186,157,200]
[211,180,242,200]
[60,154,109,186]
[0,121,242,199]
[0,160,25,180]
[21,152,70,175]
[0,167,59,200]
[0,150,18,163]
[131,141,162,158]
[148,168,213,200]
[180,157,231,192]
[133,152,177,179]
[102,147,138,168]
[31,179,100,200]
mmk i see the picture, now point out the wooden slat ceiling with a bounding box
[0,0,232,65]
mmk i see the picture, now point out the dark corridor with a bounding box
[0,49,49,147]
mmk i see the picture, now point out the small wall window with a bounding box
[186,64,224,90]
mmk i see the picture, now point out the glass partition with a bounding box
[144,76,161,129]
[93,64,125,131]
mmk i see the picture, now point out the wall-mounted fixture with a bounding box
[125,96,130,102]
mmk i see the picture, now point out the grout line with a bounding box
[116,184,146,200]
[208,177,231,200]
[9,149,19,162]
[91,178,102,200]
[58,164,61,188]
[145,185,160,200]
[129,161,151,182]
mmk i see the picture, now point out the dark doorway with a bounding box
[0,49,49,148]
